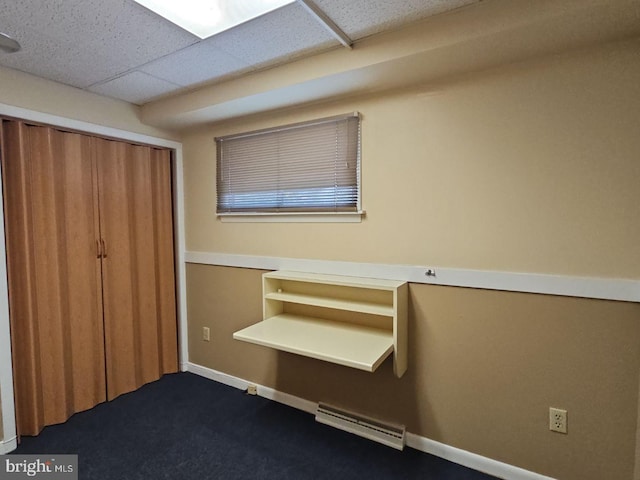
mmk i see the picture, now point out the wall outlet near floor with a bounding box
[247,384,258,395]
[202,326,210,342]
[549,407,567,434]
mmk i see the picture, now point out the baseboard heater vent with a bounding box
[315,403,405,450]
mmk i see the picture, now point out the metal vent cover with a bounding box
[315,402,405,450]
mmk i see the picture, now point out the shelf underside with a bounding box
[233,314,394,372]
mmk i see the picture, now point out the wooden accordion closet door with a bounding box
[2,120,178,436]
[94,138,178,401]
[1,121,106,436]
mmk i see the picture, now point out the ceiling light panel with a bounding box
[133,0,295,38]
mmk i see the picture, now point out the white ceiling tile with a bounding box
[313,0,478,39]
[0,0,86,38]
[88,71,181,105]
[0,0,199,88]
[0,0,482,105]
[0,27,128,87]
[140,41,252,87]
[212,3,338,68]
[0,0,198,53]
[86,0,199,66]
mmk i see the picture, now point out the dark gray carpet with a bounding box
[12,372,499,479]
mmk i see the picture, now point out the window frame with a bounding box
[215,112,364,223]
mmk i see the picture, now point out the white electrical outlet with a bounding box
[549,407,567,434]
[202,326,210,342]
[247,384,257,395]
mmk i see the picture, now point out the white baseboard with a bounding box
[253,383,317,415]
[0,435,17,454]
[186,362,249,391]
[186,362,317,414]
[405,433,555,480]
[186,362,555,480]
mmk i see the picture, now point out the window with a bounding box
[216,113,361,220]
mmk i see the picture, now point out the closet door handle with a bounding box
[101,238,107,258]
[96,239,102,258]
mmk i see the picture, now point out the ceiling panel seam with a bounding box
[297,0,353,48]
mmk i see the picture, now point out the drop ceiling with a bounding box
[0,0,478,106]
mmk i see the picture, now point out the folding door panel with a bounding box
[149,147,179,374]
[94,138,177,400]
[1,121,106,436]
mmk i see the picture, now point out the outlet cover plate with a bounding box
[549,407,567,434]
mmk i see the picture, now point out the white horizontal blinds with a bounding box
[217,113,360,213]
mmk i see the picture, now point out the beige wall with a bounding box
[180,36,640,480]
[0,66,177,140]
[187,264,640,480]
[183,38,640,279]
[2,10,637,478]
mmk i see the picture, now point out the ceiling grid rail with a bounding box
[297,0,353,49]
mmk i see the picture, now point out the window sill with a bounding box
[217,211,365,223]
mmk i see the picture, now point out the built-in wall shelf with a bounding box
[233,271,408,377]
